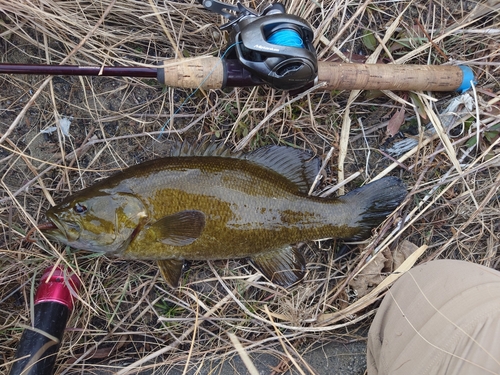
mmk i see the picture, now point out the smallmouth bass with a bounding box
[38,144,407,287]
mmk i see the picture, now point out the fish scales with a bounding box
[118,157,357,260]
[39,145,407,287]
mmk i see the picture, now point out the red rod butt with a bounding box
[35,267,81,311]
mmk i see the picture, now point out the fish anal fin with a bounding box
[148,210,205,246]
[158,259,184,287]
[251,246,306,287]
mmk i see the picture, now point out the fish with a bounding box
[37,143,407,287]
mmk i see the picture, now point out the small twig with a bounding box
[308,146,334,196]
[0,0,118,144]
[376,149,410,172]
[358,119,371,177]
[228,333,260,375]
[234,82,326,151]
[319,171,361,198]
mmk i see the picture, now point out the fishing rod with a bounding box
[0,0,474,93]
[9,266,81,375]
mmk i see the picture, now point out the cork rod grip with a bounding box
[318,62,467,91]
[158,57,224,89]
[158,57,470,92]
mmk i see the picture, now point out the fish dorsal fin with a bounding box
[158,259,184,287]
[244,146,320,193]
[170,139,241,158]
[250,245,306,287]
[170,140,320,193]
[147,210,206,246]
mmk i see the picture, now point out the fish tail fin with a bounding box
[339,176,407,240]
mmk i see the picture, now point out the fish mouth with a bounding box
[25,217,79,243]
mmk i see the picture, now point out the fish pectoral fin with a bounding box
[250,246,306,287]
[158,259,184,287]
[149,210,206,246]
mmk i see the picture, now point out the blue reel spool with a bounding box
[267,29,305,48]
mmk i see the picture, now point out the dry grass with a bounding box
[1,0,499,373]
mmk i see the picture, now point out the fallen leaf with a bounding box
[386,108,405,137]
[348,252,387,298]
[409,92,428,120]
[392,240,419,270]
[362,30,378,51]
[65,334,129,364]
[319,245,428,324]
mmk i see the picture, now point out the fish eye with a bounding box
[73,203,87,214]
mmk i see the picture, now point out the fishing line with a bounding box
[266,29,305,48]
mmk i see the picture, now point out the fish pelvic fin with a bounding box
[148,210,206,246]
[251,246,306,287]
[340,176,407,240]
[158,259,184,287]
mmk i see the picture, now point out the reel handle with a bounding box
[157,57,473,92]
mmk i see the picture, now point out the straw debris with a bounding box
[1,0,499,373]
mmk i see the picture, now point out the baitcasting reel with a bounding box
[199,0,318,90]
